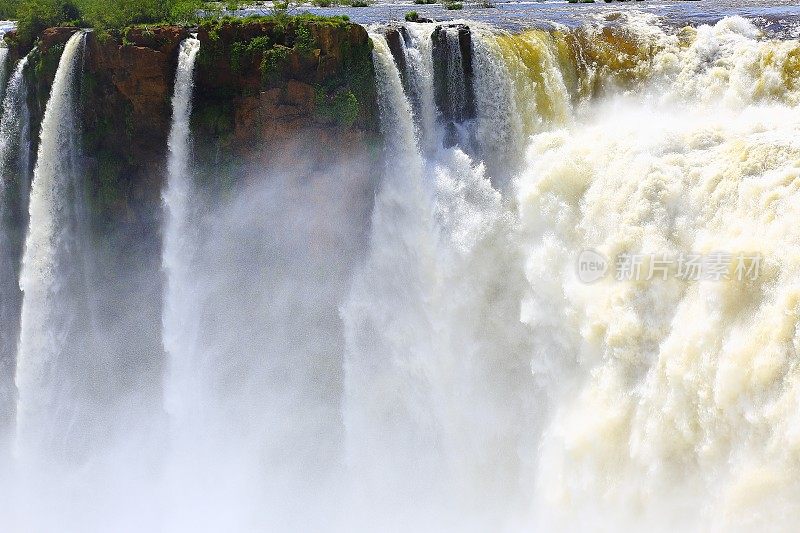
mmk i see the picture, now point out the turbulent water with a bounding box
[15,31,88,459]
[163,35,201,453]
[0,51,31,436]
[2,9,800,532]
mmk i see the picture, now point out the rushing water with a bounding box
[163,35,201,448]
[0,8,800,532]
[0,52,31,436]
[15,31,86,460]
[244,0,800,36]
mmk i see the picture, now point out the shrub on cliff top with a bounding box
[314,87,359,127]
[5,0,207,47]
[0,1,13,18]
[10,0,79,45]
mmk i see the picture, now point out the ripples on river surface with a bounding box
[236,0,800,36]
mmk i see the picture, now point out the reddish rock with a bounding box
[123,26,188,56]
[39,26,79,53]
[3,19,377,228]
[285,80,315,107]
[84,31,179,154]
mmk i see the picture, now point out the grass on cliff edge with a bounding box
[0,0,206,44]
[1,0,356,50]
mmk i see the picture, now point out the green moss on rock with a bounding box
[314,87,358,127]
[195,16,377,131]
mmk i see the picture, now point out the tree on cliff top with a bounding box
[0,0,206,45]
[77,0,205,28]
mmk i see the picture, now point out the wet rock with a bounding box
[1,19,378,230]
[39,27,79,54]
[80,28,186,227]
[432,23,476,124]
[457,24,475,120]
[123,25,188,56]
[384,25,408,85]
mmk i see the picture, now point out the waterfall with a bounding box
[0,11,796,532]
[0,46,9,101]
[1,54,33,194]
[162,35,201,438]
[470,30,522,176]
[15,31,85,459]
[0,54,31,436]
[343,30,436,517]
[343,32,534,529]
[512,15,800,530]
[399,24,438,150]
[365,15,800,528]
[163,34,373,531]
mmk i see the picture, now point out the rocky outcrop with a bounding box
[0,19,380,379]
[186,17,379,193]
[432,24,475,146]
[193,18,377,148]
[2,18,379,231]
[80,26,189,228]
[383,25,409,86]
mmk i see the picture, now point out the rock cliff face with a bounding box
[4,18,379,232]
[1,19,381,354]
[190,17,379,191]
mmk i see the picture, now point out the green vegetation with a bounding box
[405,11,419,21]
[0,0,363,50]
[33,41,65,81]
[197,12,352,85]
[444,1,462,9]
[0,0,208,48]
[314,87,358,127]
[261,44,290,85]
[198,12,351,32]
[294,23,314,53]
[193,100,235,140]
[230,35,270,73]
[195,12,371,126]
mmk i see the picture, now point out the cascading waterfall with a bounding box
[516,15,800,530]
[3,54,33,203]
[15,31,86,460]
[439,26,469,122]
[350,13,800,531]
[0,53,31,435]
[0,10,798,532]
[343,31,536,530]
[162,32,373,531]
[343,34,435,503]
[0,45,9,101]
[161,36,216,529]
[162,35,201,442]
[398,23,438,151]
